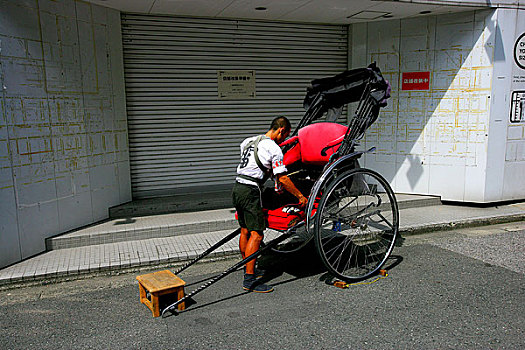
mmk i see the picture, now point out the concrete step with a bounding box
[12,229,240,284]
[108,190,233,219]
[395,193,441,209]
[46,194,440,251]
[46,208,238,251]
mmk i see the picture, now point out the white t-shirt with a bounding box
[236,135,287,186]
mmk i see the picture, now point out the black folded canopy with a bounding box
[303,62,391,111]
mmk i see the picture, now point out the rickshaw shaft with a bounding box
[173,228,241,275]
[161,225,300,317]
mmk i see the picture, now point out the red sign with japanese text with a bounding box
[401,71,430,90]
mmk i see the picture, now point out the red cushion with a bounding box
[235,207,305,231]
[266,206,305,231]
[298,122,348,165]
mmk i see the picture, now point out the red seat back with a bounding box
[297,122,348,165]
[282,136,301,167]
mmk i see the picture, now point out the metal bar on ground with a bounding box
[173,228,241,275]
[161,224,303,317]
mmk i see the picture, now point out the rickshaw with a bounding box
[162,63,398,316]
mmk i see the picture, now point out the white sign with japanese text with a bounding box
[217,70,256,99]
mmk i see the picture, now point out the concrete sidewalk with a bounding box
[1,195,525,288]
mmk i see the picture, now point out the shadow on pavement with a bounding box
[162,244,404,317]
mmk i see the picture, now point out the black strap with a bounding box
[246,135,270,175]
[239,135,271,185]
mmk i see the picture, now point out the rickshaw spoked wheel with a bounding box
[314,168,399,282]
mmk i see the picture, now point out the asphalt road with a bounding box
[1,222,524,350]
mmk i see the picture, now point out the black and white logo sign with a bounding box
[515,33,525,70]
[510,91,525,123]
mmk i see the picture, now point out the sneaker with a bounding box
[243,274,274,293]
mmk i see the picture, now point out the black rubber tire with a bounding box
[314,168,399,282]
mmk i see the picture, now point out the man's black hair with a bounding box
[269,116,291,132]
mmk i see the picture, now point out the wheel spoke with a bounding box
[332,195,359,216]
[375,211,394,230]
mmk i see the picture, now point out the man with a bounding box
[232,116,308,293]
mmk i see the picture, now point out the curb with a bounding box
[400,213,525,236]
[0,252,241,291]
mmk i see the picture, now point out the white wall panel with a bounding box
[0,0,130,268]
[354,8,525,202]
[17,190,60,259]
[355,10,502,202]
[500,8,525,200]
[0,63,22,266]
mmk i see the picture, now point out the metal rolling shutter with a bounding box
[121,14,348,198]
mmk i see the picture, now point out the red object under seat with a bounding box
[265,205,305,231]
[234,205,305,231]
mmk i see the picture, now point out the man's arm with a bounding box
[277,174,308,207]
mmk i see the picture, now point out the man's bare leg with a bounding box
[244,230,263,275]
[239,227,249,259]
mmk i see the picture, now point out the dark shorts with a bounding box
[232,182,266,232]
